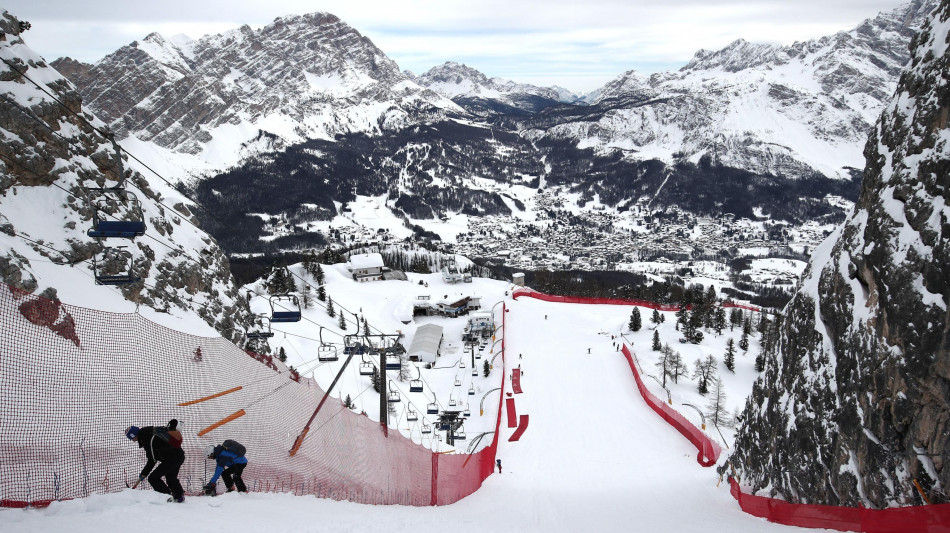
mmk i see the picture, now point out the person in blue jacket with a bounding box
[202,443,248,495]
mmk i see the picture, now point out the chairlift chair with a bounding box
[317,344,338,362]
[449,396,457,407]
[387,381,401,403]
[269,294,301,322]
[409,379,423,393]
[359,355,374,376]
[454,377,461,387]
[385,357,401,371]
[460,359,466,369]
[407,407,418,422]
[92,247,141,286]
[468,384,475,396]
[463,406,471,417]
[454,428,467,440]
[86,187,147,239]
[245,315,274,339]
[421,422,432,434]
[427,402,439,415]
[472,367,478,377]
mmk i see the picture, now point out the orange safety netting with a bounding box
[0,284,506,507]
[729,478,950,533]
[620,344,721,467]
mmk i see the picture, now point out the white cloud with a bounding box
[4,0,910,92]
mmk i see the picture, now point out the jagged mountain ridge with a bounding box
[0,12,248,341]
[411,61,583,115]
[523,0,938,181]
[53,13,462,174]
[728,0,949,507]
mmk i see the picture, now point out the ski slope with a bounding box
[3,290,817,532]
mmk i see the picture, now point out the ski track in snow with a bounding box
[2,284,810,533]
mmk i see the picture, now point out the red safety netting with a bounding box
[0,284,506,507]
[511,287,759,312]
[729,478,950,533]
[512,368,522,393]
[506,398,517,428]
[508,416,528,442]
[620,344,721,467]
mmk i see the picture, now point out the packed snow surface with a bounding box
[3,270,815,532]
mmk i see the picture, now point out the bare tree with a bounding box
[705,376,730,427]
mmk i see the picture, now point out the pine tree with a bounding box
[655,345,673,388]
[301,283,313,309]
[371,366,381,393]
[278,346,287,363]
[652,329,661,351]
[650,308,662,326]
[705,377,729,427]
[754,352,765,372]
[317,284,326,302]
[344,394,354,410]
[338,311,347,331]
[315,263,325,285]
[724,338,736,372]
[714,307,726,335]
[629,307,642,332]
[362,317,370,335]
[327,297,336,318]
[483,359,491,378]
[692,355,718,395]
[739,328,750,352]
[670,351,688,384]
[730,308,742,331]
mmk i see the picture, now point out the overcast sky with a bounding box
[6,0,909,92]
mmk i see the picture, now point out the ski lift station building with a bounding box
[407,323,444,363]
[347,253,386,282]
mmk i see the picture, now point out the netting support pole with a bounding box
[290,354,354,456]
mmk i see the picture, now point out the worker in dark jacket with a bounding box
[125,419,185,503]
[203,443,248,495]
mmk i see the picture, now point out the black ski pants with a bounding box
[147,448,185,499]
[222,462,247,492]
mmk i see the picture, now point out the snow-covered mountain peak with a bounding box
[681,38,784,73]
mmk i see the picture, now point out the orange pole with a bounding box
[178,386,242,407]
[197,409,246,436]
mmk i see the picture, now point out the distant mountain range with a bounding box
[43,0,939,256]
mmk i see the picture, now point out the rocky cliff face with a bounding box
[412,61,578,115]
[52,13,461,177]
[728,0,949,507]
[0,12,249,341]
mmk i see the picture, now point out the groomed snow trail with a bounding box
[3,295,818,533]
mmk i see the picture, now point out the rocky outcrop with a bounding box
[728,0,949,507]
[0,11,249,342]
[525,0,939,181]
[56,13,461,176]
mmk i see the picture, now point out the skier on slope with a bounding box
[203,440,249,495]
[126,419,185,503]
[496,459,502,473]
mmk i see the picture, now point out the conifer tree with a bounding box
[652,329,661,351]
[278,346,287,363]
[315,263,325,285]
[483,359,491,378]
[714,307,726,335]
[327,297,336,318]
[317,284,326,302]
[754,352,765,372]
[739,328,750,352]
[705,377,729,427]
[724,338,736,372]
[650,308,662,326]
[371,366,381,393]
[692,355,718,395]
[670,351,688,384]
[344,394,355,410]
[338,311,347,331]
[629,307,642,332]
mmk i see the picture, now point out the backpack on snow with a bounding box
[222,439,246,457]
